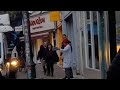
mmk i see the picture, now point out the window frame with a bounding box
[84,11,101,70]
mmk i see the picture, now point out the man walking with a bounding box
[37,42,47,75]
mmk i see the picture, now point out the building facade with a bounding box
[61,11,116,79]
[19,11,55,63]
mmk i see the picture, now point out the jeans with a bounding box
[46,62,54,76]
[65,67,73,79]
[41,59,47,74]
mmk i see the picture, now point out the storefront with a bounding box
[61,11,114,79]
[18,12,55,63]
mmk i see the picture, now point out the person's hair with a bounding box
[43,41,47,44]
[47,43,53,51]
[63,34,66,37]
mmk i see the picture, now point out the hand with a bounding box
[56,47,60,50]
[53,47,60,50]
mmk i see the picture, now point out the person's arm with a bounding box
[43,49,47,60]
[37,50,40,60]
[60,45,70,52]
[37,45,42,60]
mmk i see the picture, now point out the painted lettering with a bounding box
[30,16,45,26]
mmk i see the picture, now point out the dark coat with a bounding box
[107,52,120,79]
[45,50,59,64]
[37,45,47,60]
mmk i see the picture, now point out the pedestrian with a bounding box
[60,34,72,63]
[107,49,120,79]
[56,39,73,79]
[45,43,59,77]
[37,42,47,75]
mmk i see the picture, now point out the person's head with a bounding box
[43,42,47,47]
[63,39,70,47]
[47,43,53,51]
[63,34,67,39]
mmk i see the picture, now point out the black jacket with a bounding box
[107,53,120,79]
[45,50,59,63]
[37,45,47,60]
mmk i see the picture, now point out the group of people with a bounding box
[37,34,74,79]
[37,42,59,77]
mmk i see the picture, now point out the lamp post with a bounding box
[22,11,36,79]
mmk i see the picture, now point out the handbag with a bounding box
[53,51,59,63]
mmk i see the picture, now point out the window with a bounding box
[93,11,99,69]
[86,11,92,68]
[0,43,1,58]
[84,11,102,69]
[14,53,16,57]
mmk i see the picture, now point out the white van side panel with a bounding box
[0,33,4,64]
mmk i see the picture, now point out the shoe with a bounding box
[70,76,74,78]
[37,60,41,64]
[47,73,50,76]
[44,71,46,75]
[51,74,54,77]
[63,77,67,79]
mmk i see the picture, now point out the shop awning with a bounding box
[19,32,49,41]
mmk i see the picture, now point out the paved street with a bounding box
[16,63,85,79]
[17,63,65,79]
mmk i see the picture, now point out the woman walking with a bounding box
[45,43,59,77]
[56,39,73,79]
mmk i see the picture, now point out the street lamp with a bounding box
[22,11,36,79]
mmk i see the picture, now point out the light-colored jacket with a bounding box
[60,44,72,68]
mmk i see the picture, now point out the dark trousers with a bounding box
[41,59,46,74]
[65,67,73,79]
[46,62,54,76]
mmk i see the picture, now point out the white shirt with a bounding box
[60,44,72,68]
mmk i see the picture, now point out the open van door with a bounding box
[0,33,4,64]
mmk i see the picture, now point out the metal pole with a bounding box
[99,11,107,79]
[22,11,36,79]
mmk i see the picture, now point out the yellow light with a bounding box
[6,62,10,67]
[11,61,17,66]
[0,68,2,71]
[117,45,120,52]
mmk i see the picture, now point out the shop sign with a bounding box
[30,13,54,33]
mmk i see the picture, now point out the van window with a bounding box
[14,53,16,57]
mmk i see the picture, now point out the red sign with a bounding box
[30,17,45,26]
